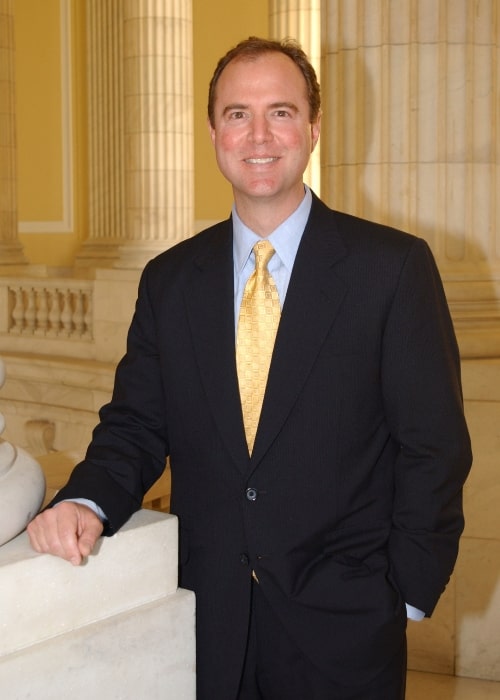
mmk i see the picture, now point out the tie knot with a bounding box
[253,240,275,271]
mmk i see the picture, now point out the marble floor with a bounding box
[407,671,500,699]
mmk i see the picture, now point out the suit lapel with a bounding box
[184,220,250,472]
[251,198,348,467]
[183,199,349,474]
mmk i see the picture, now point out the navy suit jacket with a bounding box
[54,193,472,699]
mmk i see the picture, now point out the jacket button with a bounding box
[246,487,258,501]
[239,553,249,566]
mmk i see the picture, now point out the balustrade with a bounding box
[7,282,93,339]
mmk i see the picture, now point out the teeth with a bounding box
[245,157,277,164]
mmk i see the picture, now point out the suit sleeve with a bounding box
[383,237,472,615]
[49,261,169,534]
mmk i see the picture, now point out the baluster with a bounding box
[36,288,49,334]
[24,288,36,334]
[10,287,25,333]
[73,289,85,335]
[84,291,93,339]
[48,289,62,335]
[60,289,73,335]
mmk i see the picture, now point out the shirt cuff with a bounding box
[405,603,426,621]
[58,498,108,524]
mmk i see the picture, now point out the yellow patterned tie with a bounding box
[236,240,281,454]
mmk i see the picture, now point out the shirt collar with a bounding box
[232,186,313,274]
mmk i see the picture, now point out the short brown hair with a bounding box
[207,36,321,127]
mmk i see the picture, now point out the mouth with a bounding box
[244,157,280,164]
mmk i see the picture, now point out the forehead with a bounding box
[214,52,308,103]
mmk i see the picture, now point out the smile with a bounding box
[244,157,279,164]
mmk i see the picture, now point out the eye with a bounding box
[229,111,246,120]
[274,110,290,118]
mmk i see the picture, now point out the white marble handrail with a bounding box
[0,510,196,698]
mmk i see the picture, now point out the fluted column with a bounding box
[0,0,27,266]
[323,0,500,357]
[269,0,321,193]
[77,0,194,270]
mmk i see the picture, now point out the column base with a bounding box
[75,240,176,270]
[0,242,28,267]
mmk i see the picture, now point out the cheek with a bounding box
[213,135,240,176]
[214,129,241,154]
[284,128,311,150]
[287,135,312,163]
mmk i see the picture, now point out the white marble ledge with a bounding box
[0,509,179,657]
[1,351,116,387]
[0,588,196,700]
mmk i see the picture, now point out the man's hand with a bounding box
[27,502,104,566]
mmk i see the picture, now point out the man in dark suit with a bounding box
[28,37,472,699]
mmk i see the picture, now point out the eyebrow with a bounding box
[269,102,299,113]
[222,103,249,116]
[222,101,299,117]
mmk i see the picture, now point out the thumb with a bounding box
[77,514,104,559]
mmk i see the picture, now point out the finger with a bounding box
[27,504,82,565]
[76,509,104,559]
[26,513,48,553]
[57,506,87,565]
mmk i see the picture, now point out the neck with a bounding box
[234,187,305,237]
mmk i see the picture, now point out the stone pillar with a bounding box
[0,0,27,266]
[77,0,194,270]
[323,0,500,357]
[269,0,321,193]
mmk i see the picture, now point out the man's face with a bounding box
[209,52,320,213]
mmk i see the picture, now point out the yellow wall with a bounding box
[15,0,62,221]
[192,0,268,221]
[15,0,87,267]
[13,0,268,267]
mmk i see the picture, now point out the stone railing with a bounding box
[0,276,98,362]
[0,268,140,453]
[0,268,139,362]
[7,280,93,340]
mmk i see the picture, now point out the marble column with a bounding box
[269,0,321,193]
[323,0,500,358]
[77,0,194,270]
[0,0,27,266]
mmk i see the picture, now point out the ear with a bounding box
[311,113,321,152]
[208,117,216,146]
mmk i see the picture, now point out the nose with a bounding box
[249,114,272,144]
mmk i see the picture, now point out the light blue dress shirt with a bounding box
[232,186,312,322]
